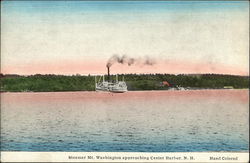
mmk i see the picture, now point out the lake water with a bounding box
[1,90,249,152]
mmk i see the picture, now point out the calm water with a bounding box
[1,90,249,152]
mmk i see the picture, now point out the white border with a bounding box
[1,152,249,162]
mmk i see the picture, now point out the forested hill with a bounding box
[0,73,249,92]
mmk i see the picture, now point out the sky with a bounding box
[1,1,249,75]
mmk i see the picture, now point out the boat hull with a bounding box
[109,89,127,93]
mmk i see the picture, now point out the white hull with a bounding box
[96,89,127,93]
[109,87,128,93]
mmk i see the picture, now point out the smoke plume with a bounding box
[106,54,156,68]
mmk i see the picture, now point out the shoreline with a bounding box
[1,88,248,93]
[1,73,248,92]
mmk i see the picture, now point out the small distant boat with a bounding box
[95,67,127,93]
[176,86,186,90]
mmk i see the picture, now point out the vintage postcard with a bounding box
[0,1,249,162]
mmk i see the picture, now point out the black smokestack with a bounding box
[107,66,110,82]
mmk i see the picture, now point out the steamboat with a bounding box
[95,67,127,93]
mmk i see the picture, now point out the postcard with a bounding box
[0,1,249,162]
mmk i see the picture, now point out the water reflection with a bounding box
[1,90,249,152]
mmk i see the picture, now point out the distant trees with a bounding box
[1,74,95,92]
[0,73,249,92]
[122,73,249,89]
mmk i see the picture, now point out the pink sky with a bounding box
[2,59,248,76]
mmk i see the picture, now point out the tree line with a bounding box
[0,73,249,92]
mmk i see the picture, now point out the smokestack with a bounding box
[107,66,110,82]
